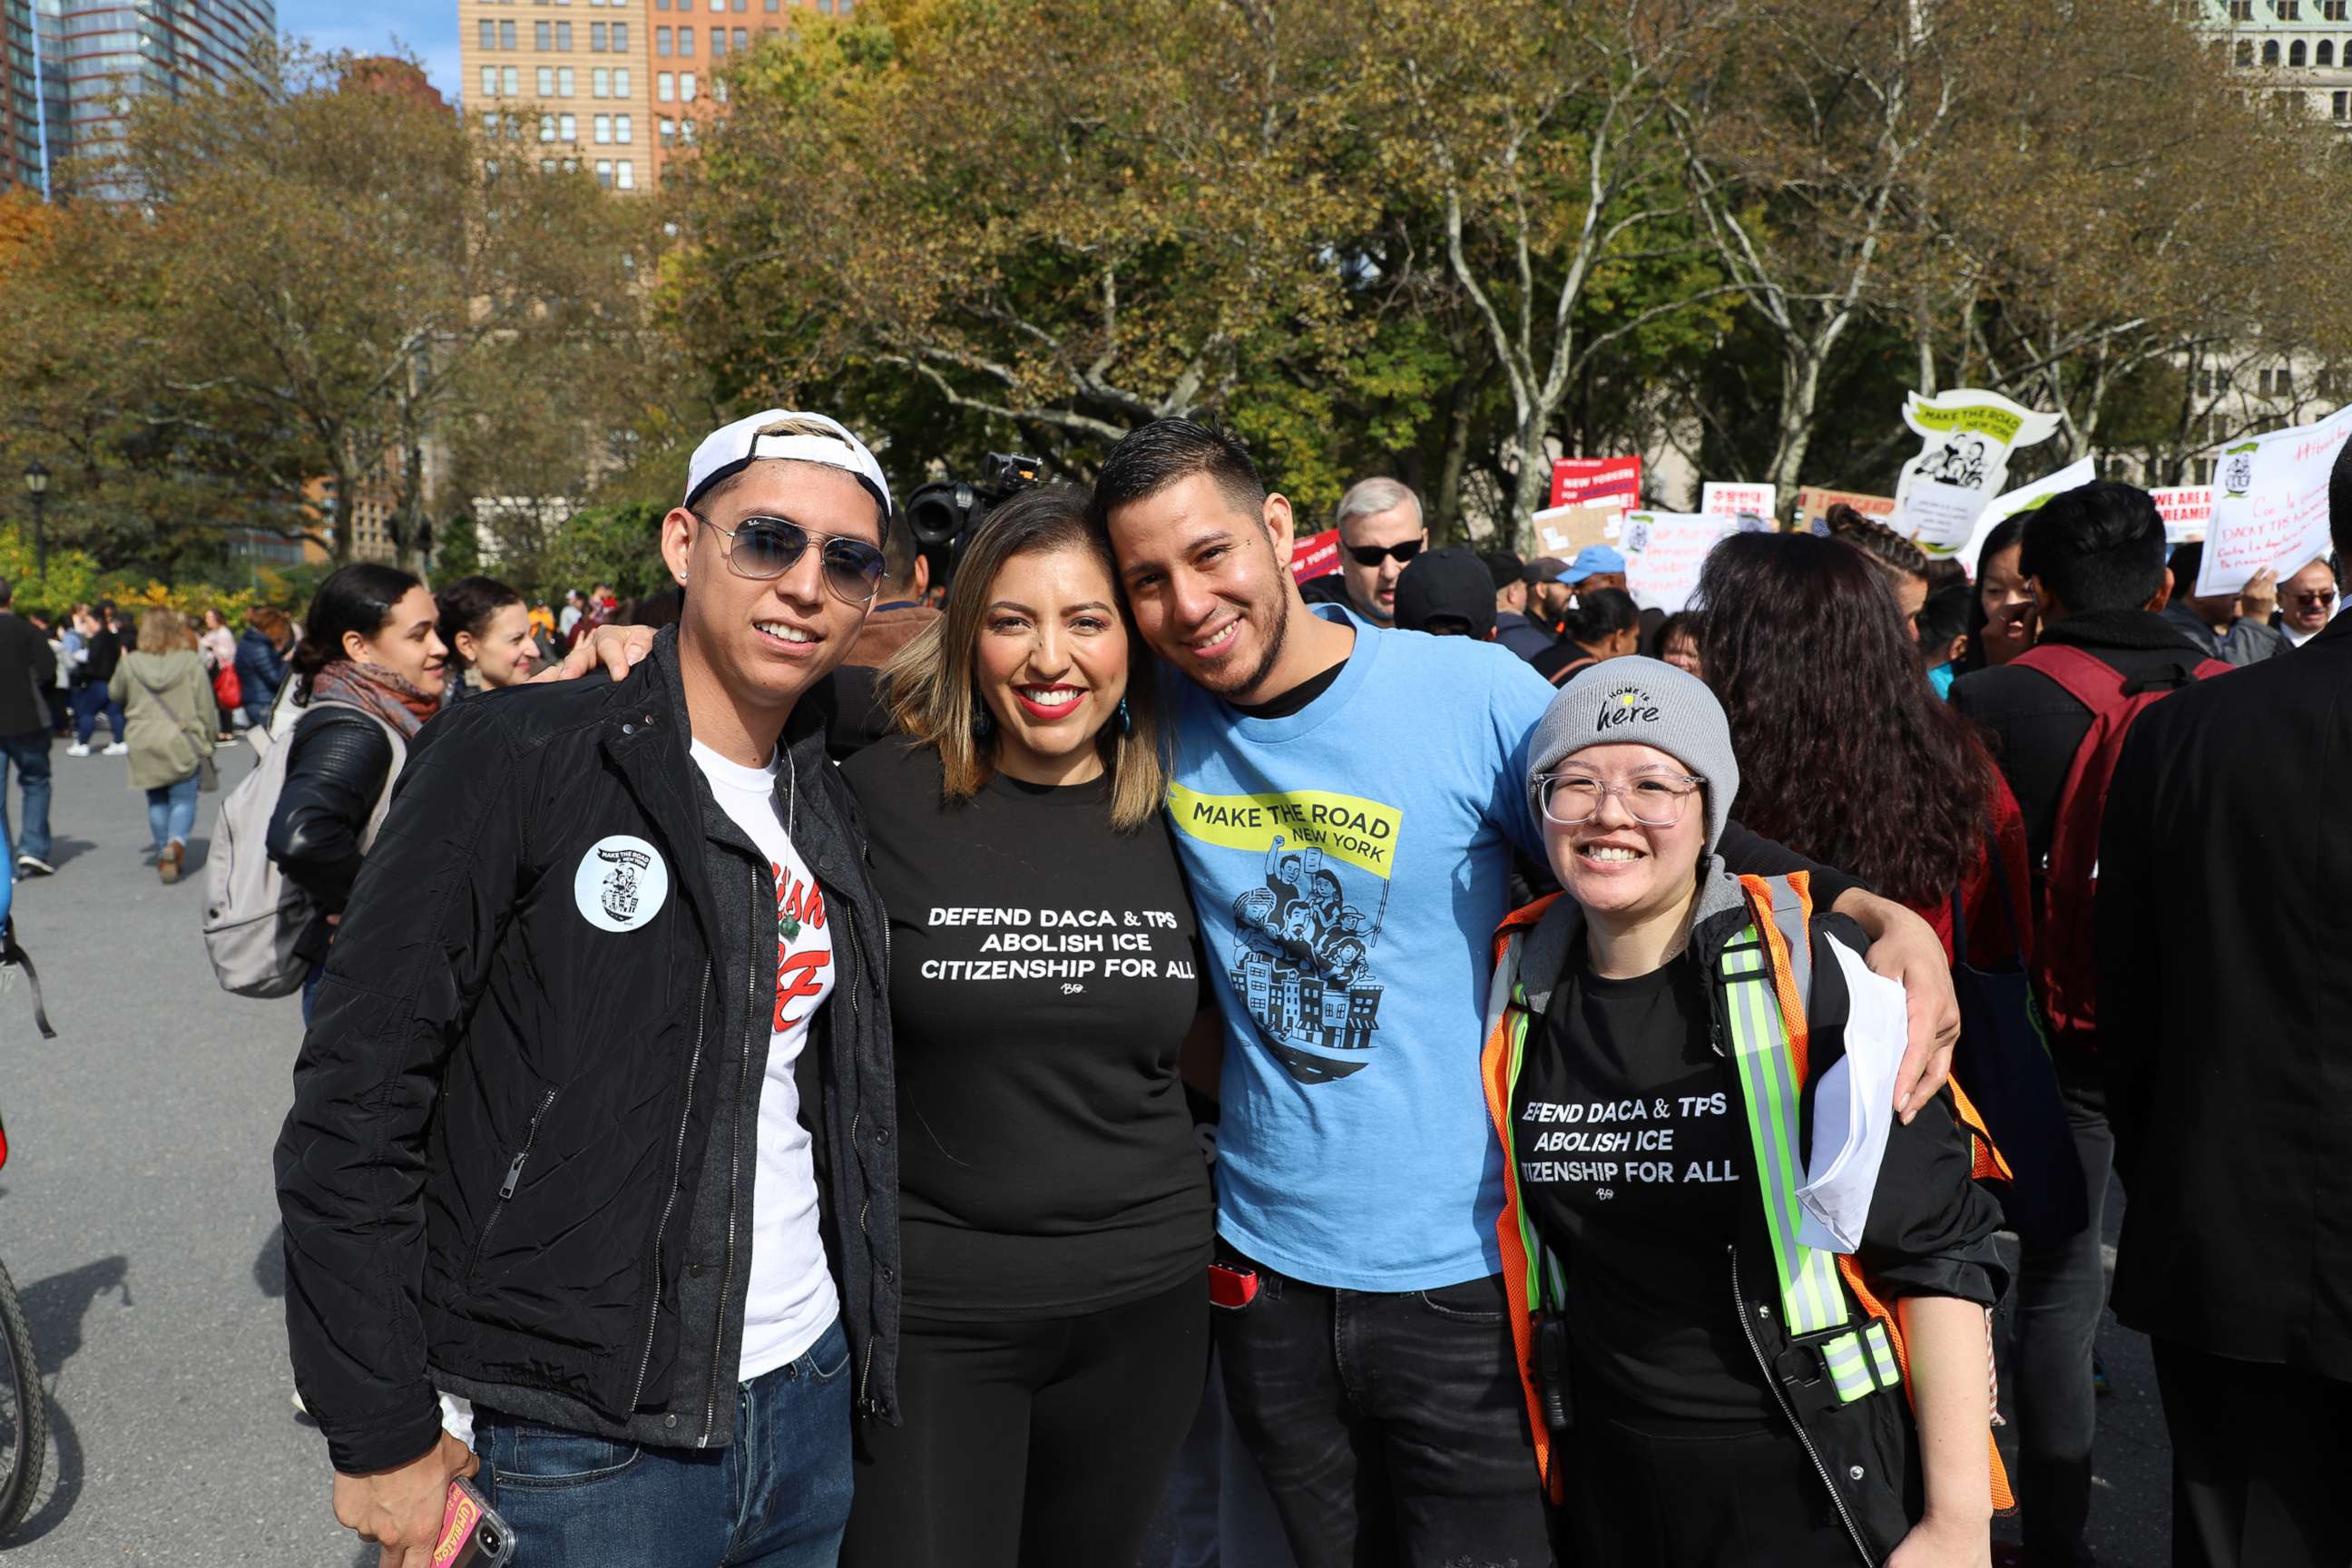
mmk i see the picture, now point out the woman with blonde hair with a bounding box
[108,608,215,883]
[836,484,1214,1568]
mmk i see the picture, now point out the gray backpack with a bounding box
[201,701,407,998]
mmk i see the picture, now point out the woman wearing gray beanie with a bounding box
[1478,657,2008,1568]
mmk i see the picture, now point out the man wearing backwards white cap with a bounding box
[279,410,904,1568]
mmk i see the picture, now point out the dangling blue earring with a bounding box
[1117,696,1132,737]
[974,703,995,739]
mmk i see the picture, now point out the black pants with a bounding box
[838,1272,1207,1568]
[2154,1339,2352,1568]
[1213,1251,1553,1568]
[1564,1414,1851,1568]
[2014,1083,2114,1568]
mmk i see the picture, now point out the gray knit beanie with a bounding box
[1525,656,1740,856]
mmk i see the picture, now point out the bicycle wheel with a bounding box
[0,1257,47,1536]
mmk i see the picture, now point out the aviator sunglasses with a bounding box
[693,513,889,605]
[1345,538,1424,568]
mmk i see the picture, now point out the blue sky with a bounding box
[277,0,464,105]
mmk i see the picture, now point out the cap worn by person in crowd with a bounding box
[1524,556,1570,585]
[683,409,895,521]
[1526,655,1740,858]
[1480,550,1525,593]
[1393,546,1499,640]
[1563,544,1628,585]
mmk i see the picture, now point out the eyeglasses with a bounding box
[2288,588,2337,606]
[694,513,887,605]
[1534,771,1705,828]
[1345,539,1423,568]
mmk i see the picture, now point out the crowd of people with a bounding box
[5,405,2338,1568]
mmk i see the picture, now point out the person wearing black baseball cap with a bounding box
[1485,550,1559,662]
[1393,546,1499,640]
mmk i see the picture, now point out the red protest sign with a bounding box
[1549,456,1642,511]
[1291,527,1340,583]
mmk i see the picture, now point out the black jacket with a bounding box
[265,705,397,963]
[0,612,56,737]
[81,625,122,688]
[276,627,902,1475]
[2097,612,2352,1377]
[235,629,289,716]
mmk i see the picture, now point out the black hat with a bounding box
[1394,546,1498,640]
[1478,549,1524,593]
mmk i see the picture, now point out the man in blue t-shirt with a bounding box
[1091,418,1963,1565]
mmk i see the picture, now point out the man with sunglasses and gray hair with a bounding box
[1332,476,1427,629]
[279,410,903,1568]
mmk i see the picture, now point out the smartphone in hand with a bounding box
[434,1476,514,1568]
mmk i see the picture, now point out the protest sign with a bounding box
[1621,510,1745,613]
[2149,486,2211,545]
[1956,458,2096,575]
[1291,527,1339,583]
[1529,504,1622,558]
[1549,456,1642,512]
[1890,389,2063,558]
[2194,404,2352,597]
[1700,482,1777,525]
[1793,486,1896,534]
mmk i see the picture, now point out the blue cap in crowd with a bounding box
[1563,544,1627,584]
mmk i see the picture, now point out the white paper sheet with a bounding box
[1794,942,1906,1253]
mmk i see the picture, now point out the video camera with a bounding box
[901,453,1045,586]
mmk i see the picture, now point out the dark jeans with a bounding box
[841,1273,1208,1568]
[2154,1339,2352,1568]
[71,682,123,746]
[1215,1251,1553,1568]
[0,731,51,863]
[2014,1084,2115,1568]
[1564,1412,1849,1568]
[479,1316,854,1568]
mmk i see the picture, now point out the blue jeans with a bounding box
[0,731,52,863]
[480,1317,854,1568]
[71,683,123,745]
[146,771,199,852]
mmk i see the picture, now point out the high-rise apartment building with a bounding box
[0,0,273,196]
[2200,0,2352,124]
[459,0,853,191]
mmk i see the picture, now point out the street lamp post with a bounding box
[20,462,49,580]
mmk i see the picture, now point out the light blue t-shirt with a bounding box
[1163,611,1557,1289]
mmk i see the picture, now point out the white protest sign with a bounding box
[1700,482,1776,525]
[2195,404,2352,597]
[1955,458,2097,575]
[1621,510,1747,613]
[1891,389,2063,559]
[2150,486,2212,545]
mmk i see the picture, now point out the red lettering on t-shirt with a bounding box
[776,950,830,1029]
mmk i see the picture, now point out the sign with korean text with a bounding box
[1700,482,1777,526]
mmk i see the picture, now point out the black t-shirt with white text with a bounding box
[841,740,1213,1319]
[1511,947,1777,1424]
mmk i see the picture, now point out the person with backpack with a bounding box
[109,609,216,886]
[1487,658,2006,1567]
[1948,480,2230,1568]
[2092,445,2352,1568]
[262,564,448,1022]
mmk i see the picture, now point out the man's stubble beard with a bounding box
[1217,581,1291,702]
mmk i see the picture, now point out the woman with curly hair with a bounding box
[1691,532,2027,965]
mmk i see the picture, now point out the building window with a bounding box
[710,27,726,52]
[660,116,675,142]
[2278,0,2302,15]
[765,0,778,10]
[593,65,609,95]
[478,18,495,49]
[614,113,632,142]
[681,71,697,99]
[596,158,612,188]
[680,26,695,52]
[559,112,577,140]
[482,110,499,134]
[818,0,832,11]
[612,22,629,49]
[481,64,499,97]
[591,21,606,48]
[2230,0,2255,13]
[560,65,576,93]
[2328,0,2349,15]
[2195,456,2215,485]
[657,25,671,53]
[2337,88,2351,117]
[2323,40,2338,64]
[593,113,611,142]
[540,113,556,142]
[534,19,551,47]
[503,64,521,93]
[2291,38,2308,64]
[2264,39,2282,64]
[614,67,631,93]
[537,64,554,93]
[658,71,674,99]
[557,21,573,47]
[732,27,748,48]
[617,160,635,190]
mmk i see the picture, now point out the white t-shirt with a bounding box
[691,738,842,1380]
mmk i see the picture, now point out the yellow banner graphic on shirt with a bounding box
[1165,783,1402,879]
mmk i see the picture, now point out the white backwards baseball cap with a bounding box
[682,409,894,521]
